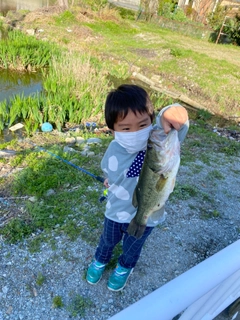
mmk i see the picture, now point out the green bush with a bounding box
[224,14,240,46]
[208,8,240,46]
[158,1,188,22]
[207,5,227,31]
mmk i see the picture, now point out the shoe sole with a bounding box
[107,269,133,292]
[86,275,102,285]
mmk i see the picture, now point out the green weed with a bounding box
[52,296,64,308]
[28,236,44,253]
[170,48,184,57]
[201,192,212,203]
[0,218,34,243]
[60,221,84,241]
[54,10,76,26]
[198,153,211,165]
[219,144,240,156]
[171,183,198,201]
[67,294,93,317]
[231,169,240,175]
[196,109,213,121]
[36,272,45,286]
[200,209,220,219]
[191,164,204,174]
[180,149,196,164]
[208,169,225,180]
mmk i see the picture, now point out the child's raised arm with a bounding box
[161,105,188,134]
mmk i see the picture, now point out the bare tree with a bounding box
[192,0,218,22]
[57,0,69,8]
[141,0,159,21]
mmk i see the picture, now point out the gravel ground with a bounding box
[0,139,240,320]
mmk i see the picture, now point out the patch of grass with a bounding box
[170,183,198,201]
[60,221,84,241]
[61,37,70,44]
[219,143,240,156]
[191,164,204,174]
[200,209,221,220]
[231,169,240,175]
[115,6,136,20]
[28,236,44,253]
[198,153,211,165]
[170,47,191,58]
[201,192,212,203]
[52,295,64,308]
[36,272,45,286]
[196,109,213,121]
[0,218,34,243]
[67,294,93,317]
[0,133,109,244]
[180,148,196,164]
[54,10,77,26]
[208,169,225,180]
[85,20,137,36]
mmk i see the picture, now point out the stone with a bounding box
[65,137,76,144]
[0,150,16,158]
[86,138,102,144]
[76,137,85,144]
[9,123,24,131]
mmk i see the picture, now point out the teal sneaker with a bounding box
[107,263,133,291]
[86,259,106,285]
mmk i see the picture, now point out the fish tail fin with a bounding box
[127,218,146,239]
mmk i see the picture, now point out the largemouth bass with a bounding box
[127,128,180,239]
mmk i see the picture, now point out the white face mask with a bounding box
[114,125,153,154]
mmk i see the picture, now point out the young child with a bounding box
[86,84,189,291]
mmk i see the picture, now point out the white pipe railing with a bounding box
[108,239,240,320]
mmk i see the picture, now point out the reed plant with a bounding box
[42,51,112,127]
[0,100,8,131]
[0,29,60,70]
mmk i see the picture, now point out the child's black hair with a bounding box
[105,84,155,130]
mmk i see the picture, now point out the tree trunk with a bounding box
[58,0,68,8]
[141,0,159,21]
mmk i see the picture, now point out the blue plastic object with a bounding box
[41,122,53,132]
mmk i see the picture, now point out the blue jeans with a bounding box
[95,217,154,269]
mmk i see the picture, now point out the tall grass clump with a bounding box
[0,100,8,131]
[0,29,60,70]
[42,51,112,129]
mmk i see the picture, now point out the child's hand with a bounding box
[161,106,188,134]
[104,178,110,188]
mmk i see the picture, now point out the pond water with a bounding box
[0,69,43,103]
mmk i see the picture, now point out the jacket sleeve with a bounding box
[100,141,115,179]
[156,103,189,143]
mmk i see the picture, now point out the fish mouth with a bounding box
[147,129,180,173]
[148,129,176,149]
